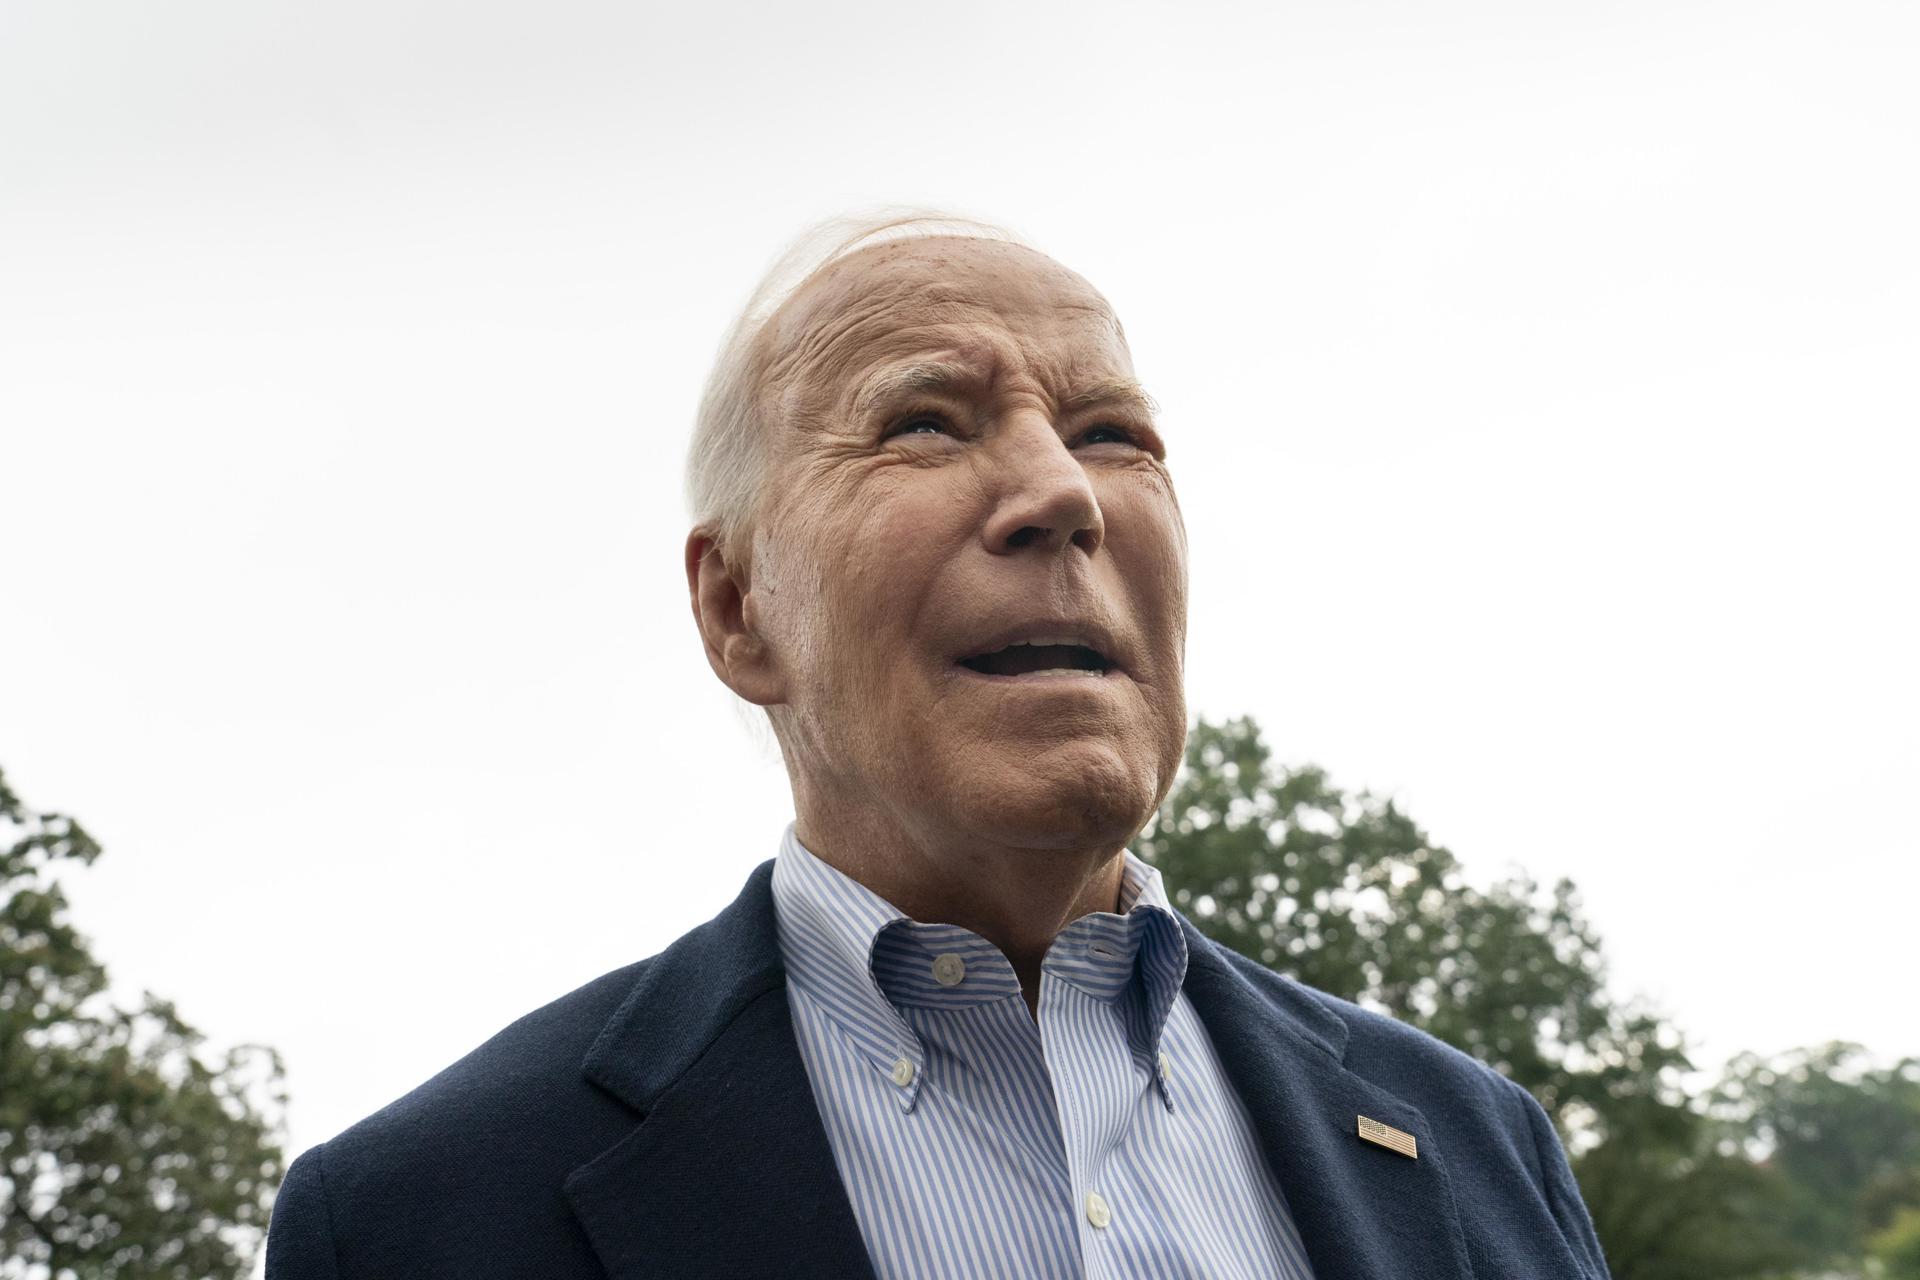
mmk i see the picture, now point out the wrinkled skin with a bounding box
[686,236,1189,1003]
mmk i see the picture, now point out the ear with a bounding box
[685,528,787,707]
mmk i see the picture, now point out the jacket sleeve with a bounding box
[265,1141,343,1280]
[1509,1078,1612,1279]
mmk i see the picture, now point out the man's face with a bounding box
[745,236,1188,853]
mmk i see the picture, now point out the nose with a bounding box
[980,413,1105,557]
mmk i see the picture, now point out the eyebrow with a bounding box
[1060,377,1160,419]
[851,360,983,419]
[852,362,1159,421]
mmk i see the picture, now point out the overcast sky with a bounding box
[3,0,1914,1197]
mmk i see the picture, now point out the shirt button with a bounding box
[1158,1051,1173,1081]
[1085,1191,1112,1229]
[890,1057,915,1087]
[931,953,966,987]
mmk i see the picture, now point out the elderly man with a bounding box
[265,214,1610,1279]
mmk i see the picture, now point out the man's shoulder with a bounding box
[317,958,648,1180]
[327,956,648,1156]
[1199,940,1611,1274]
[271,957,660,1277]
[314,860,782,1175]
[275,861,787,1270]
[1207,941,1542,1123]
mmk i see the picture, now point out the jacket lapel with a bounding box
[1181,918,1475,1280]
[563,862,876,1279]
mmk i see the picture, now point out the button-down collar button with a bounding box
[1085,1191,1112,1229]
[1158,1051,1173,1081]
[890,1056,915,1087]
[931,953,966,987]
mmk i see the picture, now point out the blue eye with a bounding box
[1080,425,1135,446]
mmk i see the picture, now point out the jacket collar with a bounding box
[574,859,788,1115]
[1179,914,1475,1280]
[563,860,876,1279]
[564,858,1471,1280]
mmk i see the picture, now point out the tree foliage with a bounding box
[1714,1042,1920,1271]
[1572,1105,1808,1280]
[1872,1206,1920,1280]
[1,768,285,1278]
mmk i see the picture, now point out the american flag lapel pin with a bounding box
[1357,1115,1418,1159]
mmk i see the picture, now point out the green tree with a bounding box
[1572,1104,1807,1280]
[1715,1042,1920,1271]
[1,767,285,1277]
[1871,1206,1920,1280]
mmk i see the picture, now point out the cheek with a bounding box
[749,528,826,679]
[787,477,976,681]
[1105,486,1190,653]
[848,461,984,565]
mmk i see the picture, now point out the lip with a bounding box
[952,664,1120,687]
[950,618,1127,677]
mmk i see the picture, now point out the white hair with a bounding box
[683,207,1032,561]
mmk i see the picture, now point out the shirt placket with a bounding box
[1038,923,1153,1278]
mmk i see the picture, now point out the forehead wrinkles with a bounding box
[759,241,1123,410]
[763,279,965,408]
[767,300,1128,434]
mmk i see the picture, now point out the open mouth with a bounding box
[956,641,1111,679]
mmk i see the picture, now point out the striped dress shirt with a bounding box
[770,822,1318,1279]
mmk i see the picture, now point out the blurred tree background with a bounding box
[1,769,285,1278]
[1139,716,1920,1280]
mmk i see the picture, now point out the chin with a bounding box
[941,745,1155,851]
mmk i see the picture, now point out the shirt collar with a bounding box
[770,821,1188,1109]
[1043,857,1188,1099]
[770,823,925,1107]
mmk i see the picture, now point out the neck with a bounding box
[792,791,1129,1016]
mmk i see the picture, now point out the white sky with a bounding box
[3,0,1915,1193]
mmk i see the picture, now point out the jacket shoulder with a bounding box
[1213,943,1525,1110]
[330,956,649,1160]
[268,958,655,1278]
[1207,947,1612,1278]
[268,861,787,1278]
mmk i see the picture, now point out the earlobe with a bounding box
[685,529,787,707]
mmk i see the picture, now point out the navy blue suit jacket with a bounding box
[266,860,1611,1278]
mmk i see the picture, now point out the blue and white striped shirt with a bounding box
[770,822,1317,1279]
